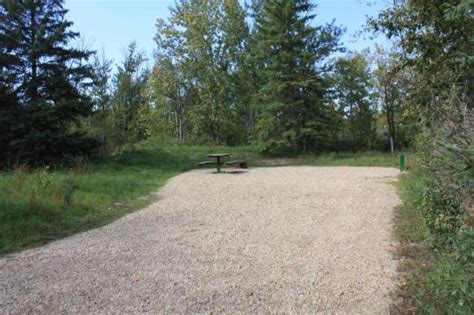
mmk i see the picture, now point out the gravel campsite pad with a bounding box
[0,167,400,313]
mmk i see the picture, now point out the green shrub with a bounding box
[396,171,474,313]
[415,86,473,254]
[398,89,474,311]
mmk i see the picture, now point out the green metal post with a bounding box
[400,153,406,172]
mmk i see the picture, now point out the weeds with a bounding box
[394,171,474,313]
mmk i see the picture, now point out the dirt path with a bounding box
[0,167,400,314]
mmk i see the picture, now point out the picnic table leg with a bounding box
[217,156,221,173]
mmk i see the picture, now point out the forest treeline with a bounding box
[1,0,419,166]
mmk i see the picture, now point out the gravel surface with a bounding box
[0,167,400,314]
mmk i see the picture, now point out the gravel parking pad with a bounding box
[0,167,400,313]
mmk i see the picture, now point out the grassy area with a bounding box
[394,171,473,313]
[0,144,260,255]
[0,145,401,255]
[307,151,402,167]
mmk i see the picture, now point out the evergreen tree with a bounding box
[254,0,342,153]
[0,0,97,166]
[240,0,265,142]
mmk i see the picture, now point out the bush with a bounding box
[403,86,474,312]
[416,91,473,253]
[396,171,474,313]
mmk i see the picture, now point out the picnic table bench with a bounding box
[197,161,214,166]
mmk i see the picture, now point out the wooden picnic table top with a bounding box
[207,153,229,158]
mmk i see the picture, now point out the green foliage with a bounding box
[148,57,188,141]
[149,0,349,152]
[253,0,343,153]
[110,42,149,146]
[395,171,473,313]
[373,45,420,148]
[88,52,113,143]
[0,0,98,167]
[152,0,251,145]
[424,257,473,312]
[372,0,473,247]
[371,2,473,311]
[329,53,377,149]
[418,124,474,255]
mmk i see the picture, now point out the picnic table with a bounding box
[197,153,247,173]
[207,153,229,173]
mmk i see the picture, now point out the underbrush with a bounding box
[395,171,473,313]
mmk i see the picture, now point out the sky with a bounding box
[64,0,392,68]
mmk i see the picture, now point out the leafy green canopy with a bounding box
[110,42,149,146]
[152,0,251,145]
[0,0,97,167]
[329,53,376,150]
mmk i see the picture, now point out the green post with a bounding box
[400,153,406,172]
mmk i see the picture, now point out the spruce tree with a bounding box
[0,0,96,166]
[254,0,342,153]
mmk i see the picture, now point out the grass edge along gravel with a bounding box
[0,145,400,255]
[392,170,473,314]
